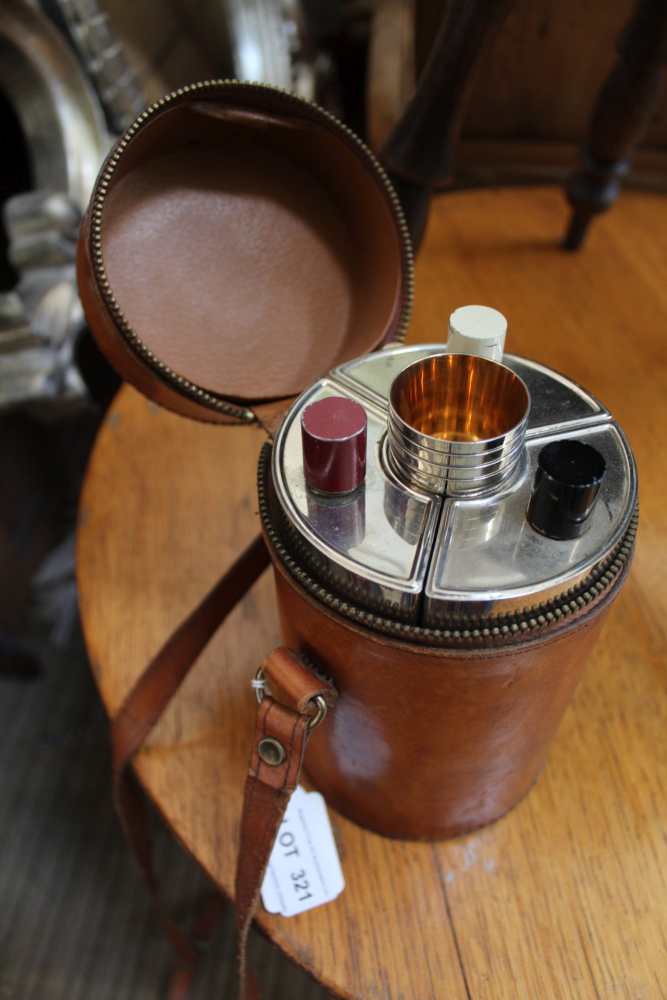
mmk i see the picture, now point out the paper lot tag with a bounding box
[261,786,345,917]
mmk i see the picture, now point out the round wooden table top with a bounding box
[78,189,667,999]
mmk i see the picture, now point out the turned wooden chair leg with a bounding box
[381,0,515,252]
[563,0,667,251]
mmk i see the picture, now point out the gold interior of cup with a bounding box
[390,354,529,443]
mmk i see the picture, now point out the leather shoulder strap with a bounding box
[111,536,266,990]
[112,534,270,775]
[109,534,336,999]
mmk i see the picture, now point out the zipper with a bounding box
[257,442,637,649]
[88,79,414,423]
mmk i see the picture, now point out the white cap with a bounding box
[447,305,507,361]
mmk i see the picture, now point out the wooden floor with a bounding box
[77,186,667,999]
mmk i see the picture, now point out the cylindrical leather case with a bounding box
[260,432,636,839]
[272,545,626,839]
[77,81,638,843]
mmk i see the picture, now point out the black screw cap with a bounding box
[527,440,606,540]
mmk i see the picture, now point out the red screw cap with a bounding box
[301,396,367,495]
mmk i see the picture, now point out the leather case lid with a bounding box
[77,82,413,424]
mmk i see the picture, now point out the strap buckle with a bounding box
[252,666,328,730]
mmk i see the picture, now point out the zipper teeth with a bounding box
[89,79,414,421]
[257,442,638,648]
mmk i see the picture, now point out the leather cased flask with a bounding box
[269,541,627,839]
[262,346,637,839]
[76,81,637,842]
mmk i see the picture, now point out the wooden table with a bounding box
[78,188,667,999]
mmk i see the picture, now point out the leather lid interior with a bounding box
[84,85,408,409]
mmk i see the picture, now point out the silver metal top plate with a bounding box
[423,422,635,621]
[272,345,637,620]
